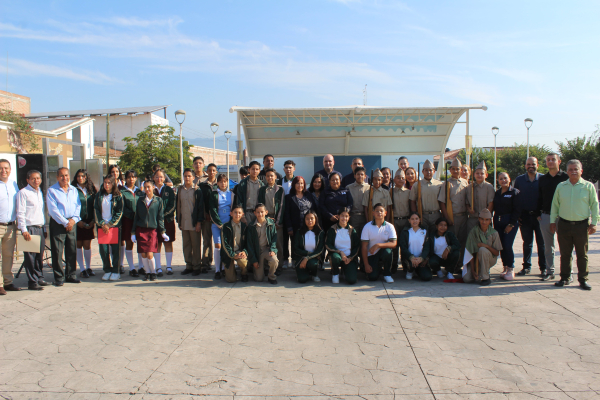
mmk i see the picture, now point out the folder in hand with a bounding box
[17,232,42,253]
[98,227,119,244]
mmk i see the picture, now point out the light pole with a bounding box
[210,122,219,164]
[175,110,186,184]
[492,126,499,189]
[224,130,232,185]
[524,118,533,159]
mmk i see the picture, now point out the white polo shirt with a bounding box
[361,220,397,256]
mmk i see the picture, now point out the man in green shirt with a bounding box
[550,159,598,290]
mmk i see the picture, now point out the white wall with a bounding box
[93,113,169,151]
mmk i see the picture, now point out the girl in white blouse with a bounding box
[398,212,432,281]
[292,211,325,283]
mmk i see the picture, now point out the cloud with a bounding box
[1,58,116,84]
[103,16,183,28]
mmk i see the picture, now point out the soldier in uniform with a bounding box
[409,159,442,229]
[391,169,411,271]
[363,169,392,222]
[465,161,495,235]
[438,158,469,249]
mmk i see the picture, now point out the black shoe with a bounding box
[214,271,222,280]
[150,273,157,281]
[268,278,277,285]
[580,282,592,291]
[38,280,49,286]
[539,271,546,278]
[555,279,569,287]
[138,268,146,276]
[541,273,555,281]
[201,267,209,274]
[143,273,149,281]
[120,266,125,274]
[166,269,173,275]
[80,270,89,278]
[65,277,81,284]
[241,275,249,282]
[4,284,21,291]
[129,269,139,277]
[28,284,44,291]
[157,271,164,277]
[87,269,95,276]
[53,281,64,287]
[275,267,282,276]
[480,279,492,286]
[516,269,531,276]
[192,270,201,276]
[182,269,193,275]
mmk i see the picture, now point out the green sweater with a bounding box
[75,186,96,222]
[208,188,235,227]
[220,220,248,263]
[257,184,285,226]
[235,176,265,211]
[132,196,165,235]
[93,192,124,228]
[398,226,431,262]
[199,179,217,214]
[325,224,361,261]
[120,186,144,220]
[292,228,325,265]
[155,184,176,223]
[246,218,277,265]
[175,184,205,227]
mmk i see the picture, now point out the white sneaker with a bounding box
[312,276,321,282]
[437,270,444,278]
[332,274,340,284]
[446,272,454,280]
[406,272,413,280]
[102,273,111,281]
[109,273,120,281]
[384,276,394,283]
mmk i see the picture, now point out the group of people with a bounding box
[0,150,597,294]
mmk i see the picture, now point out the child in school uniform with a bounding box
[94,175,124,281]
[72,169,97,278]
[325,207,361,284]
[153,168,176,276]
[236,161,265,225]
[246,203,278,284]
[131,180,169,282]
[292,210,325,284]
[221,204,249,283]
[209,173,235,280]
[119,170,144,277]
[176,168,205,276]
[257,168,285,274]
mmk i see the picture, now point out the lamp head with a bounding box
[224,130,232,139]
[524,118,533,128]
[492,126,499,136]
[174,109,186,124]
[210,122,219,133]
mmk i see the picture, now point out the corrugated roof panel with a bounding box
[26,105,170,118]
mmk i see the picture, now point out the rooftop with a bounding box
[26,105,170,120]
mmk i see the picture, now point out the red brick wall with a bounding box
[0,90,31,115]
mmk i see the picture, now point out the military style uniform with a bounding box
[438,176,469,245]
[409,178,442,228]
[347,181,370,236]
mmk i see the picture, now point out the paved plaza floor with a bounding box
[2,234,600,399]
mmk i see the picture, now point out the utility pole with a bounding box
[106,115,110,173]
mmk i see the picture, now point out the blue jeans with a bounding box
[519,213,546,271]
[494,215,519,268]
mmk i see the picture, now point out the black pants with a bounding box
[23,226,45,285]
[429,250,460,274]
[520,213,546,271]
[557,219,589,282]
[50,218,77,282]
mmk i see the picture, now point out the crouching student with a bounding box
[221,204,248,283]
[131,180,169,282]
[325,208,360,284]
[361,203,397,283]
[463,209,503,286]
[399,212,431,281]
[292,211,324,283]
[246,203,278,284]
[428,217,460,280]
[209,173,234,280]
[94,176,124,281]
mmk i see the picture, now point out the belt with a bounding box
[559,217,588,225]
[351,212,364,215]
[453,212,467,216]
[0,221,15,226]
[28,225,44,229]
[423,211,440,215]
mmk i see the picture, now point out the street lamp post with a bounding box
[524,118,533,159]
[492,126,499,189]
[210,122,219,164]
[224,130,232,185]
[175,110,186,184]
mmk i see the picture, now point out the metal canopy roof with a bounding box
[230,105,487,159]
[26,105,170,120]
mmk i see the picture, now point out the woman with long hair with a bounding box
[491,172,520,281]
[153,168,176,276]
[108,164,125,187]
[71,169,97,278]
[428,217,461,280]
[308,174,324,201]
[325,207,360,284]
[405,167,417,190]
[284,176,318,239]
[94,175,124,281]
[292,210,324,283]
[119,170,144,277]
[399,212,431,281]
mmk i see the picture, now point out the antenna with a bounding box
[363,84,367,105]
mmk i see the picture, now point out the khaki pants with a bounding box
[422,211,441,230]
[254,249,278,282]
[182,229,202,271]
[201,219,213,267]
[0,224,16,285]
[224,258,249,283]
[463,248,498,283]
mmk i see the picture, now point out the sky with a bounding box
[1,0,599,152]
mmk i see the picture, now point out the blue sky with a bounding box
[1,1,598,152]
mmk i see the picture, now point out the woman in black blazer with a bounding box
[284,176,318,242]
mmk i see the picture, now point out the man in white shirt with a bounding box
[361,203,397,283]
[0,159,20,295]
[16,170,48,290]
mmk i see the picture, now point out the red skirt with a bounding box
[121,216,134,239]
[76,219,96,241]
[158,220,176,243]
[136,227,158,253]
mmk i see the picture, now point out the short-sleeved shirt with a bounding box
[465,181,495,213]
[438,177,468,214]
[246,178,261,211]
[409,179,442,212]
[363,186,392,208]
[347,182,370,213]
[361,220,397,256]
[391,187,411,217]
[408,227,427,257]
[433,236,448,258]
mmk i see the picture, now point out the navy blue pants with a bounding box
[519,213,546,271]
[494,215,519,268]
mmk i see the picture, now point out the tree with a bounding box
[498,143,551,181]
[556,126,600,182]
[118,124,193,186]
[456,147,497,184]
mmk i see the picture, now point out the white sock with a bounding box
[126,250,135,270]
[138,253,143,269]
[166,252,173,270]
[147,257,156,274]
[154,253,162,272]
[84,249,92,270]
[77,248,85,271]
[214,251,221,273]
[141,257,149,273]
[120,246,126,267]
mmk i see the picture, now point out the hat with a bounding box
[479,209,492,219]
[451,158,462,168]
[373,168,383,178]
[394,168,405,178]
[476,160,487,171]
[422,159,434,169]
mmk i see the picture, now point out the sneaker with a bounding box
[102,273,111,281]
[436,271,444,278]
[109,273,120,281]
[446,272,454,280]
[87,269,95,276]
[332,274,340,284]
[383,276,394,283]
[312,276,321,282]
[406,272,413,280]
[166,268,173,275]
[503,269,515,281]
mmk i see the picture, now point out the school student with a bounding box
[246,203,278,284]
[94,176,124,281]
[465,161,495,234]
[346,166,369,238]
[199,163,218,271]
[292,210,324,283]
[325,208,360,284]
[153,169,176,276]
[463,209,503,286]
[108,164,125,188]
[391,169,411,271]
[209,173,234,280]
[120,170,144,277]
[258,168,285,273]
[278,160,296,267]
[72,169,97,277]
[361,203,397,282]
[131,180,169,282]
[428,217,461,280]
[236,161,264,225]
[221,204,248,283]
[362,169,392,222]
[177,168,205,276]
[232,166,249,199]
[399,212,431,281]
